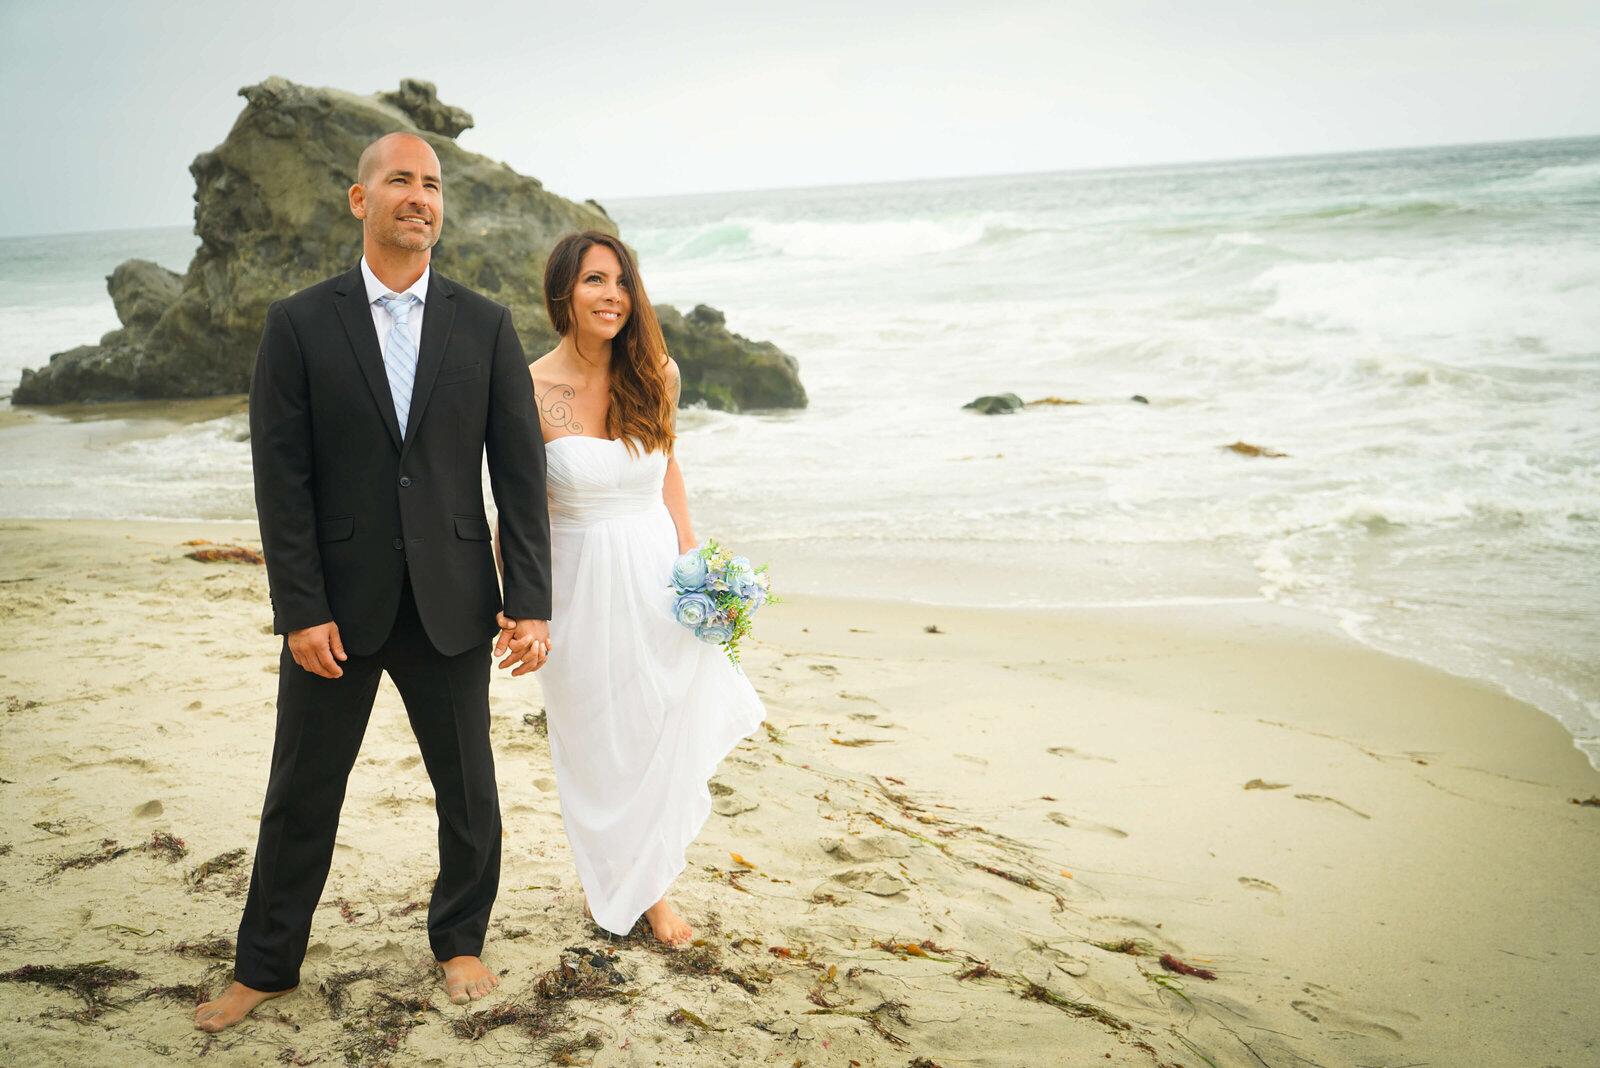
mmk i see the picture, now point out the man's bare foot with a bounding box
[193,981,295,1032]
[440,955,498,1005]
[644,899,693,945]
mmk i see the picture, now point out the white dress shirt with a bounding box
[359,256,429,360]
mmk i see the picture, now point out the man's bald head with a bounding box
[356,132,440,188]
[349,132,445,259]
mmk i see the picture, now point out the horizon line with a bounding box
[4,130,1597,242]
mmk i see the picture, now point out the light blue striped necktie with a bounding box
[376,293,421,437]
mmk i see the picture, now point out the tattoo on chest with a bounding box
[537,384,583,434]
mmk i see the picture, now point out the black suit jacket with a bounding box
[249,264,551,657]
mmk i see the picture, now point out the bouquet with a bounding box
[670,539,777,666]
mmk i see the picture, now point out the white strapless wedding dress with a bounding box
[536,435,765,935]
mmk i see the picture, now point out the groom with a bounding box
[196,132,552,1032]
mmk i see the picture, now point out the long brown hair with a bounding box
[544,231,674,456]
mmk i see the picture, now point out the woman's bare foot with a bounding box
[193,981,295,1032]
[644,899,693,945]
[440,955,498,1005]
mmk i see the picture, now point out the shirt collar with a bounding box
[360,256,430,307]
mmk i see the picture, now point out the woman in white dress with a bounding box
[513,230,765,944]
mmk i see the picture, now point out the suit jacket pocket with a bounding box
[454,515,492,541]
[317,515,355,543]
[434,362,482,387]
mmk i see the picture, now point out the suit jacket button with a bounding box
[392,538,404,550]
[399,476,412,487]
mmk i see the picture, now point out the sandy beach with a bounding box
[0,519,1596,1067]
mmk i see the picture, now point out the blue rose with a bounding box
[674,592,717,628]
[696,618,735,644]
[671,550,708,591]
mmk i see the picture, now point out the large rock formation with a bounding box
[15,78,805,413]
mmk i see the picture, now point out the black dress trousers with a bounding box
[232,577,498,991]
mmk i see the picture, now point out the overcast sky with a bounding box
[2,0,1597,237]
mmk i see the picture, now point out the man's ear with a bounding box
[348,183,367,220]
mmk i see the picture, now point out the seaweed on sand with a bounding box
[539,1031,604,1064]
[340,986,434,1067]
[144,830,190,861]
[667,1007,725,1031]
[186,546,265,564]
[173,936,236,959]
[1019,982,1130,1031]
[971,862,1066,909]
[1158,953,1217,980]
[189,847,248,889]
[0,961,140,1019]
[451,1000,571,1042]
[872,938,953,961]
[131,982,208,1006]
[44,838,132,877]
[317,964,384,1016]
[803,999,911,1047]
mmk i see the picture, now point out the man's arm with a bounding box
[250,302,334,636]
[483,307,552,623]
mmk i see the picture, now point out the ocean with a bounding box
[2,136,1597,767]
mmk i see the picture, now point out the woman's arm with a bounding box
[661,358,697,553]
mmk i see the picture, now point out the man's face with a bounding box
[350,136,443,253]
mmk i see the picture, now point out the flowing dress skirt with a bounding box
[536,436,765,935]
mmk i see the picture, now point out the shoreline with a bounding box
[0,519,1596,1066]
[0,502,1594,771]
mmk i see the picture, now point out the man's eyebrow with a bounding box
[383,168,443,184]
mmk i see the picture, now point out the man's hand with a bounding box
[287,621,347,678]
[495,612,550,676]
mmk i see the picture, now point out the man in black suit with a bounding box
[196,132,551,1032]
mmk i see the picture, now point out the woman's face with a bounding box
[568,244,631,344]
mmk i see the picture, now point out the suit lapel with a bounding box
[333,266,404,452]
[401,272,456,457]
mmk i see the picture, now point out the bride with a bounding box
[504,230,765,944]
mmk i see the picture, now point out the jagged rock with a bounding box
[962,392,1024,415]
[15,77,805,414]
[377,78,474,138]
[657,304,806,412]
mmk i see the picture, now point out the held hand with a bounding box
[497,617,551,676]
[287,621,347,678]
[493,611,517,658]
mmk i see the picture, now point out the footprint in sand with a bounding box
[133,800,164,818]
[954,753,988,766]
[394,754,423,771]
[833,868,909,896]
[1047,812,1128,839]
[1238,876,1279,893]
[848,712,877,723]
[709,779,758,816]
[1290,999,1404,1041]
[1047,746,1117,764]
[1294,793,1370,819]
[532,777,557,793]
[809,663,839,677]
[820,834,911,862]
